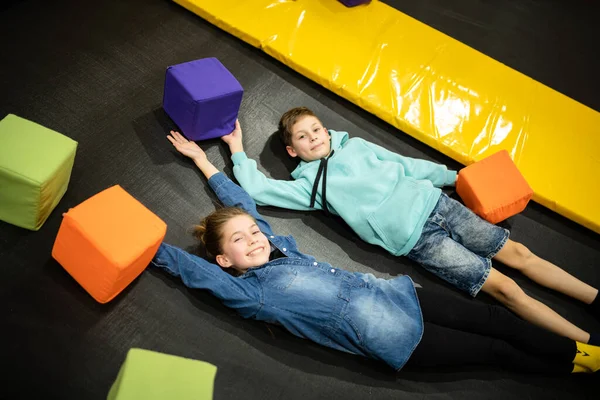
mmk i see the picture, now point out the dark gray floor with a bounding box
[1,0,598,399]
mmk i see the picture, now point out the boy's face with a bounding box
[286,115,331,162]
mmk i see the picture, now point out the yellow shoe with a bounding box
[571,363,590,374]
[573,342,600,373]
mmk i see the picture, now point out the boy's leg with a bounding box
[493,239,598,304]
[409,236,591,342]
[434,194,599,305]
[481,268,590,343]
[408,194,593,343]
[429,194,600,333]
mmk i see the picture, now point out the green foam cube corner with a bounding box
[0,114,77,230]
[107,348,218,400]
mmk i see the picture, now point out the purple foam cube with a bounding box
[163,58,243,141]
[338,0,371,7]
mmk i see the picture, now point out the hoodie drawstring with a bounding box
[309,150,335,215]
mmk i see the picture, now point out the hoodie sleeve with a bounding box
[231,152,314,210]
[359,139,457,187]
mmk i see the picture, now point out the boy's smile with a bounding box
[286,115,332,162]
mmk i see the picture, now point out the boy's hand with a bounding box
[167,131,207,162]
[221,119,244,154]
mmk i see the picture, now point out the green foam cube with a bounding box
[0,114,77,230]
[107,348,218,400]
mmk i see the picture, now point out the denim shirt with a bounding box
[152,173,423,370]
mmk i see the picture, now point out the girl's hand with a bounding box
[167,131,206,162]
[221,119,244,153]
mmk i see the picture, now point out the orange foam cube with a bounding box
[52,185,167,303]
[456,150,533,224]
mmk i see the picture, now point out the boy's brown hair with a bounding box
[278,107,319,146]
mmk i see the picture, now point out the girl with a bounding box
[155,131,600,374]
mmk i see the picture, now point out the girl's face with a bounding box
[216,215,271,272]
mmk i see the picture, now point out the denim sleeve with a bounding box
[151,242,261,317]
[207,172,275,237]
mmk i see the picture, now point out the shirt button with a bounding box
[313,262,318,266]
[330,269,335,273]
[270,236,274,239]
[282,248,287,252]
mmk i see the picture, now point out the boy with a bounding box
[221,107,600,345]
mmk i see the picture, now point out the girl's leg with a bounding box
[494,239,598,305]
[406,322,572,374]
[414,288,600,373]
[416,286,576,360]
[481,268,591,343]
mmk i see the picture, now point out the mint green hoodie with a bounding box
[232,130,457,256]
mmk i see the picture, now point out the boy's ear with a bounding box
[286,145,298,158]
[215,254,232,268]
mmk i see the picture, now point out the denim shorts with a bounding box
[406,193,509,297]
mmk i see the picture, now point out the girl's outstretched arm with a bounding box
[166,130,276,237]
[167,130,219,179]
[208,172,276,238]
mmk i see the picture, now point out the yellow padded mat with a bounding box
[174,0,600,234]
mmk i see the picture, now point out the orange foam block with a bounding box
[52,185,167,303]
[456,150,533,224]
